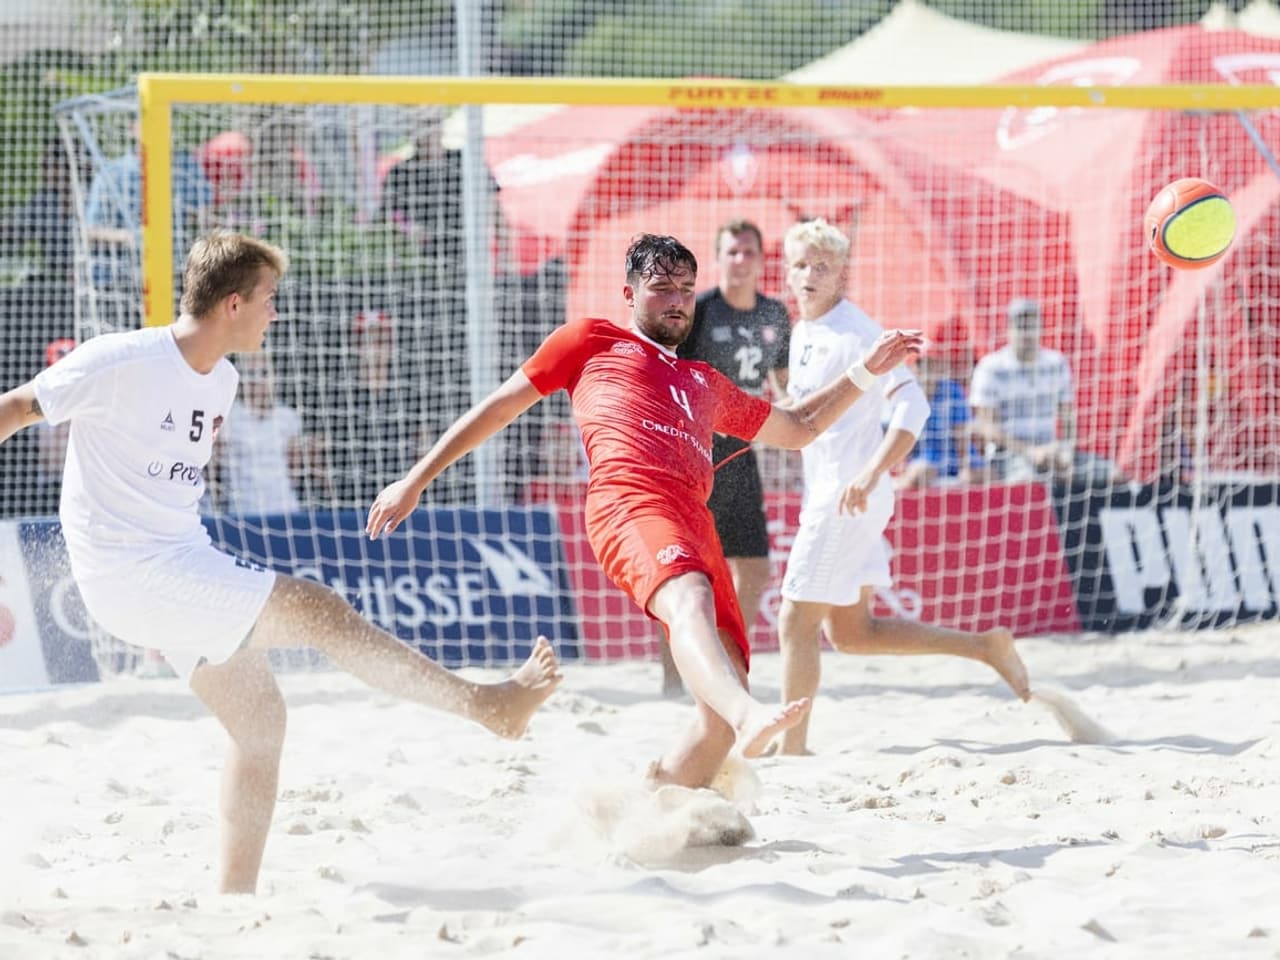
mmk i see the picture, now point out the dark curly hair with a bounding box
[624,233,697,285]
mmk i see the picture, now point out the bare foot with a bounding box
[476,636,563,739]
[736,698,811,759]
[981,628,1031,701]
[773,741,816,758]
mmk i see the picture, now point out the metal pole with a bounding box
[456,0,499,508]
[1187,121,1214,628]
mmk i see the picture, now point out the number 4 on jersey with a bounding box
[669,384,694,420]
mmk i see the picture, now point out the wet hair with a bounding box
[181,230,288,318]
[715,218,764,253]
[784,217,850,260]
[624,233,697,285]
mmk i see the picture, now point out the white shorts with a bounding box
[76,544,277,683]
[781,495,894,606]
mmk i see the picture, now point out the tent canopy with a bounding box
[783,0,1084,84]
[491,106,968,328]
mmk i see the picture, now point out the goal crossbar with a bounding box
[136,71,1280,327]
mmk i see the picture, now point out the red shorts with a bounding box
[585,492,750,667]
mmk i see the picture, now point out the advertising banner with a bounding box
[3,506,581,689]
[545,481,1081,658]
[0,522,53,690]
[1054,481,1280,632]
[205,507,581,665]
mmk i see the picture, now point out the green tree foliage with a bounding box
[98,0,453,75]
[928,0,1232,39]
[1,0,1249,208]
[501,0,893,79]
[0,48,104,206]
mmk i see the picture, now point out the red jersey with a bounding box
[522,316,772,503]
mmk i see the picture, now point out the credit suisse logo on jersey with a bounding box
[640,419,713,463]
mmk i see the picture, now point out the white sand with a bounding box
[2,625,1278,959]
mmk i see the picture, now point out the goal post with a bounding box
[68,70,1280,666]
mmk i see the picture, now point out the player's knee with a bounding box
[272,574,366,644]
[279,573,346,610]
[829,629,872,654]
[653,571,715,624]
[828,617,879,654]
[777,606,819,650]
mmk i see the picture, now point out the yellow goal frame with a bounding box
[136,72,1280,327]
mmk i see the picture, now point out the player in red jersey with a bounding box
[367,234,921,788]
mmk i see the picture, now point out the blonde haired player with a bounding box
[775,218,1032,756]
[0,231,561,894]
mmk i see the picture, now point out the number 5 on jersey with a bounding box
[669,384,694,420]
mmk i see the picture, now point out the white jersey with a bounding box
[32,326,238,583]
[787,299,918,521]
[969,345,1073,446]
[221,400,302,515]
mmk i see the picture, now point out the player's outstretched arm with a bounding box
[753,328,923,450]
[366,369,543,540]
[0,382,45,446]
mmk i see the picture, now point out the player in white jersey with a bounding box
[774,218,1033,756]
[0,231,561,894]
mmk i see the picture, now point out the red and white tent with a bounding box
[875,26,1280,481]
[484,104,970,332]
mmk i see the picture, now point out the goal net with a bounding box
[53,67,1280,668]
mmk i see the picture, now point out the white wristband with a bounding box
[845,360,877,391]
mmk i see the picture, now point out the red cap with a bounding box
[45,338,75,367]
[353,311,393,334]
[921,319,972,366]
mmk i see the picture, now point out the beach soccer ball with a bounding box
[1143,177,1236,270]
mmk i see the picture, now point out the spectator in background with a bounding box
[216,354,325,515]
[0,140,78,511]
[658,218,790,697]
[380,106,506,279]
[196,125,319,221]
[325,311,443,507]
[0,137,75,285]
[85,121,214,291]
[897,326,981,488]
[969,297,1107,486]
[377,109,508,506]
